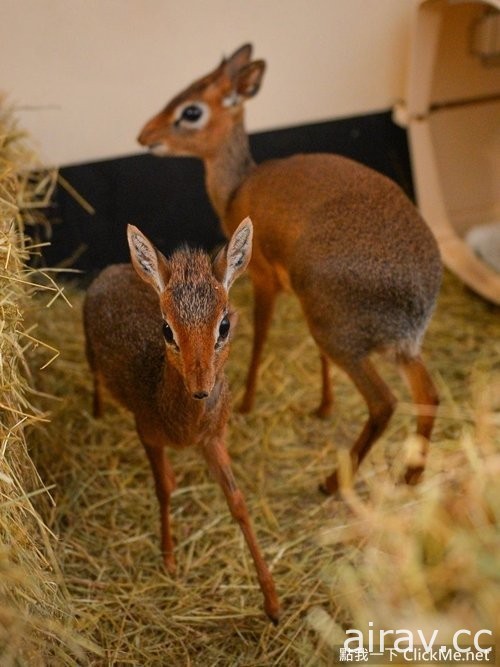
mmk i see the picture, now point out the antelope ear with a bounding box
[127,225,170,294]
[213,217,253,290]
[224,43,253,79]
[232,60,266,99]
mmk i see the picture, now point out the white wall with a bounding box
[1,0,414,167]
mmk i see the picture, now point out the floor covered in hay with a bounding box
[27,269,499,666]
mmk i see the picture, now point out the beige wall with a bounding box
[2,0,414,166]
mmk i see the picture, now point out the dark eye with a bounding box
[181,104,203,123]
[162,322,174,344]
[218,315,230,340]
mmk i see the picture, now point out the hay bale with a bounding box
[0,100,99,664]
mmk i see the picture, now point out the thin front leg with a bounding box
[315,352,334,418]
[240,280,278,413]
[399,354,439,485]
[141,438,177,574]
[201,437,280,624]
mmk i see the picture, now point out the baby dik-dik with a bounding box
[138,44,442,492]
[83,218,280,624]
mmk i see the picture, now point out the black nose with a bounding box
[193,391,209,400]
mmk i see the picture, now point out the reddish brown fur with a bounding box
[138,44,442,489]
[83,220,280,623]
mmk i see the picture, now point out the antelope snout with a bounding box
[189,382,214,401]
[186,369,215,402]
[183,350,217,401]
[193,390,209,400]
[137,119,156,146]
[137,117,169,155]
[137,130,149,147]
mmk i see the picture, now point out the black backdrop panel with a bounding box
[43,111,413,275]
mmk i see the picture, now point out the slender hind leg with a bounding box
[320,357,396,495]
[138,426,177,573]
[398,355,439,485]
[314,352,334,418]
[240,278,279,413]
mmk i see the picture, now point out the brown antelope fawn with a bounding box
[83,218,280,624]
[137,44,442,492]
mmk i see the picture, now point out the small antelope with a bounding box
[138,44,442,491]
[83,218,280,624]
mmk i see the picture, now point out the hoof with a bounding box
[92,405,103,419]
[313,403,333,420]
[238,396,253,414]
[266,606,281,626]
[404,466,424,486]
[163,554,177,575]
[318,476,338,496]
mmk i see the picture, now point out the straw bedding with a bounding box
[2,100,499,667]
[27,266,499,665]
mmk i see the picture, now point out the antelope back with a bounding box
[137,44,266,158]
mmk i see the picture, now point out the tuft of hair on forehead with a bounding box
[166,247,223,325]
[167,246,212,282]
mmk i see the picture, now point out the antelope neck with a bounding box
[204,122,255,220]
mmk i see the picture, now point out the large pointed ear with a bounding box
[232,60,266,100]
[127,224,170,294]
[213,217,253,290]
[224,43,253,80]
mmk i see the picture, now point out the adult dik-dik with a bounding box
[137,44,442,492]
[83,218,280,623]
